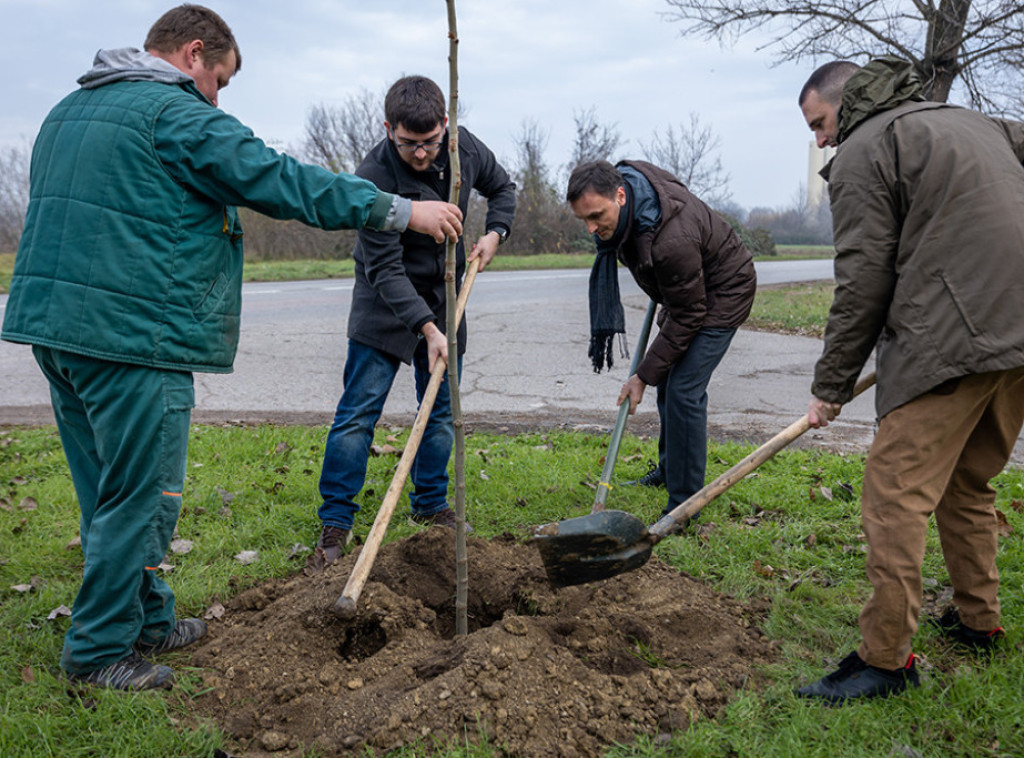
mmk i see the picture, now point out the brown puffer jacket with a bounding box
[615,160,756,387]
[816,57,1024,417]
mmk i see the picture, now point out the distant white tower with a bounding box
[807,142,836,209]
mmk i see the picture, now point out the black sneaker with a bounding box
[624,464,665,488]
[304,525,353,574]
[795,651,919,704]
[410,507,473,533]
[68,653,174,691]
[933,608,1005,650]
[136,618,208,656]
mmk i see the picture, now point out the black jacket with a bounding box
[347,126,516,363]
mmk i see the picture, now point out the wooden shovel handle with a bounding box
[332,258,480,618]
[650,371,877,540]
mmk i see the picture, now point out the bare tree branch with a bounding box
[661,0,1024,114]
[640,114,732,206]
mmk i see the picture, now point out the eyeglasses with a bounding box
[391,134,444,153]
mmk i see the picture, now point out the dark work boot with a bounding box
[624,463,665,488]
[932,608,1005,651]
[68,653,174,691]
[795,651,919,704]
[136,618,208,656]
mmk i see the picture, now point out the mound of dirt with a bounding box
[190,528,779,757]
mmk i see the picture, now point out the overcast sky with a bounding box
[0,0,821,211]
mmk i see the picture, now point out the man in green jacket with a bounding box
[0,4,462,692]
[794,57,1024,703]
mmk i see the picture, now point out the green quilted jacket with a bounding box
[2,48,397,373]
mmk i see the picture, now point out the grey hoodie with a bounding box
[77,47,193,90]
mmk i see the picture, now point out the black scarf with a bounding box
[587,188,632,373]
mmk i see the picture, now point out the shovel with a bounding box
[592,299,657,513]
[532,370,877,587]
[332,258,480,619]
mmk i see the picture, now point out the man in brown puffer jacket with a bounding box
[566,160,756,520]
[795,56,1024,704]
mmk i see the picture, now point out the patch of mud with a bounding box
[190,528,778,757]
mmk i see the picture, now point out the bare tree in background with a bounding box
[0,142,31,252]
[570,106,624,168]
[640,113,731,206]
[661,0,1024,115]
[303,88,384,173]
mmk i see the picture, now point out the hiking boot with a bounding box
[624,464,665,488]
[136,618,208,656]
[410,507,473,533]
[795,651,919,704]
[68,653,174,691]
[305,525,352,574]
[932,608,1005,651]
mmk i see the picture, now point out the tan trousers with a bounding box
[857,367,1024,669]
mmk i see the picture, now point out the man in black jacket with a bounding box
[309,76,516,570]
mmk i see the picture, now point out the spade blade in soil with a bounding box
[531,510,655,587]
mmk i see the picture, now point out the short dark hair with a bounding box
[145,4,241,71]
[799,60,860,106]
[384,76,446,133]
[566,160,623,203]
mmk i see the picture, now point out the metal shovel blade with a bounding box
[531,510,655,587]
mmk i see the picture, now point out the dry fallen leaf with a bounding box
[21,665,34,683]
[274,441,292,454]
[205,602,226,620]
[18,496,38,511]
[753,560,775,578]
[479,471,490,481]
[10,584,33,593]
[819,486,833,501]
[996,509,1013,537]
[47,605,72,621]
[170,539,194,555]
[235,550,259,565]
[65,535,82,550]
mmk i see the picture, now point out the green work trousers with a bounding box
[858,366,1024,669]
[33,347,194,675]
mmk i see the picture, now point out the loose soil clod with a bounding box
[190,528,779,757]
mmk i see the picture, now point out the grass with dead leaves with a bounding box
[2,424,1022,757]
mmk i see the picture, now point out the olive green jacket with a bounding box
[816,57,1024,416]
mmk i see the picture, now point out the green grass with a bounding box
[3,425,1023,757]
[748,280,835,337]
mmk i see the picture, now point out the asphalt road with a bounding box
[1,259,892,452]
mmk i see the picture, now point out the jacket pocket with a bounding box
[193,272,228,320]
[939,272,980,338]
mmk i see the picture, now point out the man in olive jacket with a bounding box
[1,6,462,692]
[795,57,1024,703]
[566,160,756,519]
[310,76,515,570]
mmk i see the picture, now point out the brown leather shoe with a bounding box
[304,525,352,574]
[410,507,473,533]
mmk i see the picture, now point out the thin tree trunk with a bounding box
[445,0,468,638]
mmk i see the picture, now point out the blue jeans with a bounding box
[318,339,461,530]
[653,327,737,513]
